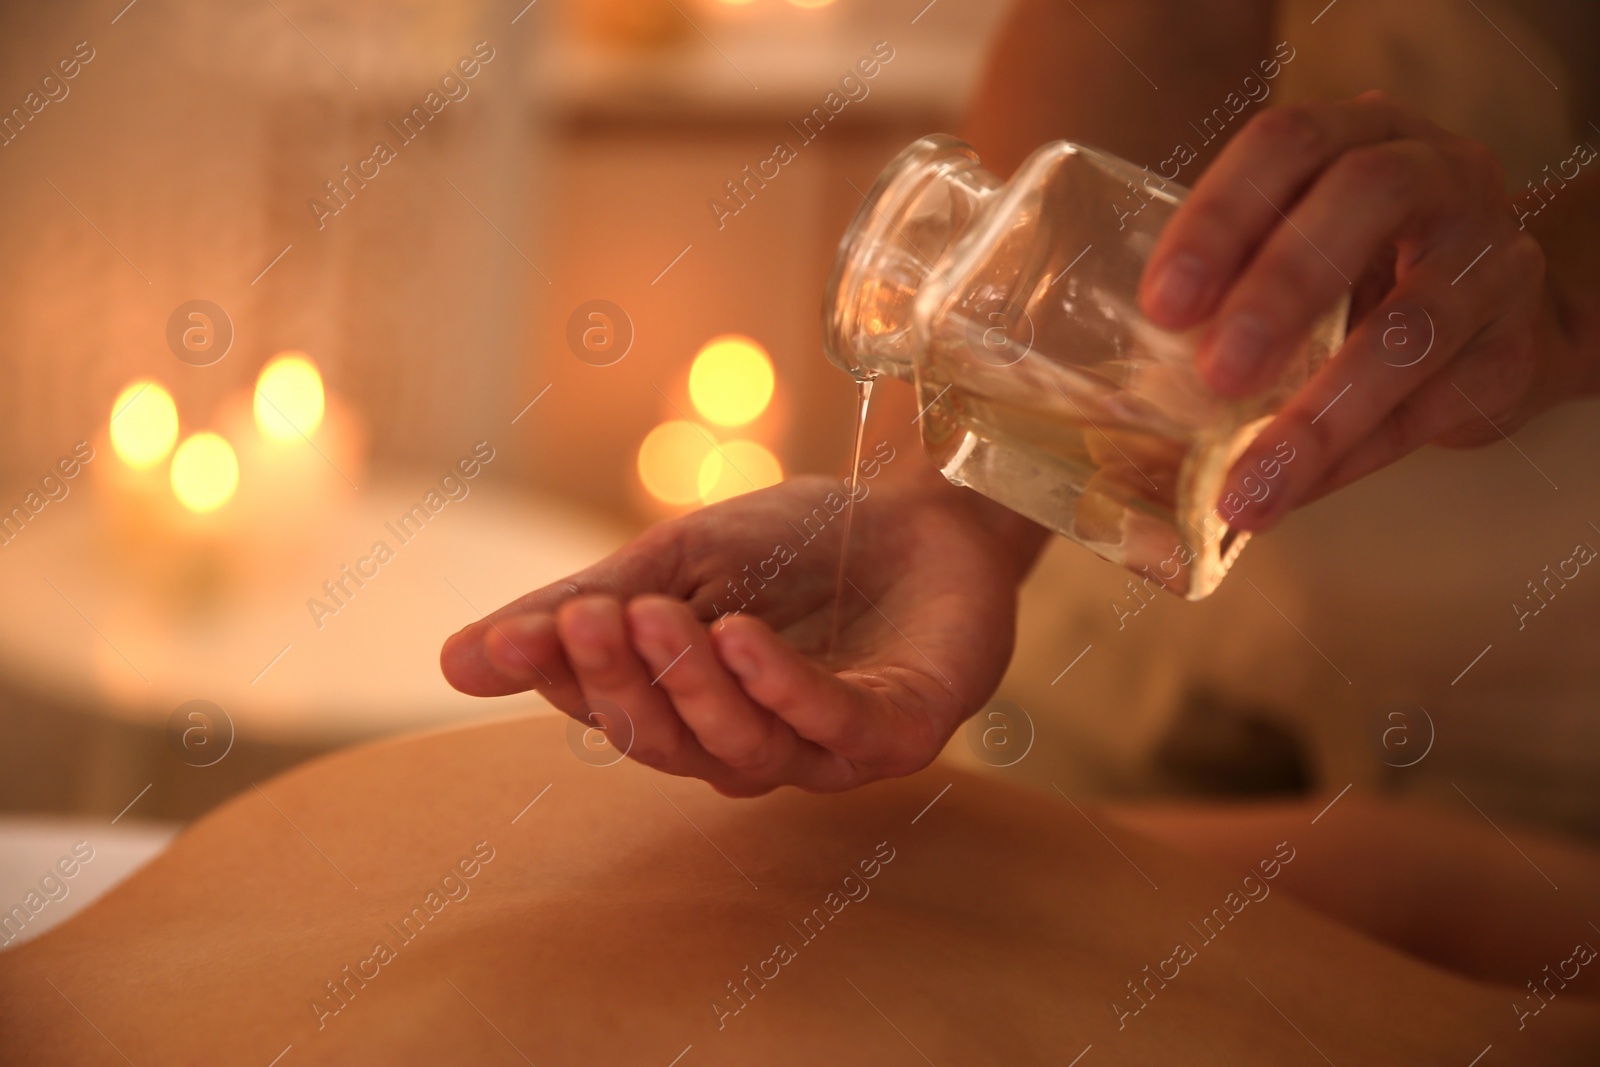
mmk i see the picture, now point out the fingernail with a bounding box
[1221,480,1286,531]
[562,598,617,669]
[1209,315,1272,393]
[485,614,551,680]
[626,598,687,663]
[721,640,759,681]
[1145,253,1208,322]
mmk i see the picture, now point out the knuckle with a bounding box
[1245,104,1327,163]
[1183,194,1253,257]
[1283,403,1337,463]
[1455,137,1505,192]
[573,660,623,690]
[1507,232,1546,285]
[717,733,778,773]
[1357,88,1400,111]
[1271,243,1335,301]
[1242,252,1334,328]
[1336,144,1417,201]
[658,663,710,702]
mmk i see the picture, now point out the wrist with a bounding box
[881,460,1051,583]
[866,377,1051,583]
[1527,173,1600,401]
[1529,263,1600,422]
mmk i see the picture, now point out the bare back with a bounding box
[2,714,1596,1064]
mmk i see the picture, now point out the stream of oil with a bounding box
[826,375,876,665]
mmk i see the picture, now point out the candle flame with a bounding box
[698,440,781,504]
[638,421,718,506]
[689,335,774,427]
[254,352,326,442]
[170,432,239,513]
[109,381,179,469]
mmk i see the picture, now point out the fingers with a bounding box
[440,523,688,695]
[553,596,727,781]
[484,614,579,702]
[1197,139,1453,395]
[443,590,867,792]
[1218,233,1522,529]
[439,612,562,697]
[712,612,941,778]
[1134,91,1538,528]
[1142,93,1433,329]
[627,597,852,788]
[1305,313,1543,502]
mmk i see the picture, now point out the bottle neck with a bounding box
[822,135,1002,381]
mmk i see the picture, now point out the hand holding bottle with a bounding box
[1138,91,1596,529]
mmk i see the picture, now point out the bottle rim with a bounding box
[820,134,981,380]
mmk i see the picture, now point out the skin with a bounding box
[440,468,1030,796]
[1141,92,1600,527]
[2,714,1597,1064]
[442,0,1600,792]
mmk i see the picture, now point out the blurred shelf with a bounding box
[527,4,1000,127]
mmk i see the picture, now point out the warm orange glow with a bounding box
[638,421,719,505]
[715,0,757,6]
[170,432,239,513]
[254,352,325,441]
[688,335,774,427]
[109,381,179,469]
[698,440,782,504]
[787,0,838,7]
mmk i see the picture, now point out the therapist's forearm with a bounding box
[878,0,1278,583]
[960,0,1275,178]
[1527,170,1600,407]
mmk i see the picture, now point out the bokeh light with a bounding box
[698,440,782,504]
[688,335,774,427]
[109,381,179,470]
[170,432,239,513]
[253,352,325,441]
[637,420,719,505]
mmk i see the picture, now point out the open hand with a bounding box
[440,474,1025,796]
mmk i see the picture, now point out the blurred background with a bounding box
[0,0,1002,827]
[1,0,1598,943]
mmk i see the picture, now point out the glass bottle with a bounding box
[822,135,1347,599]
